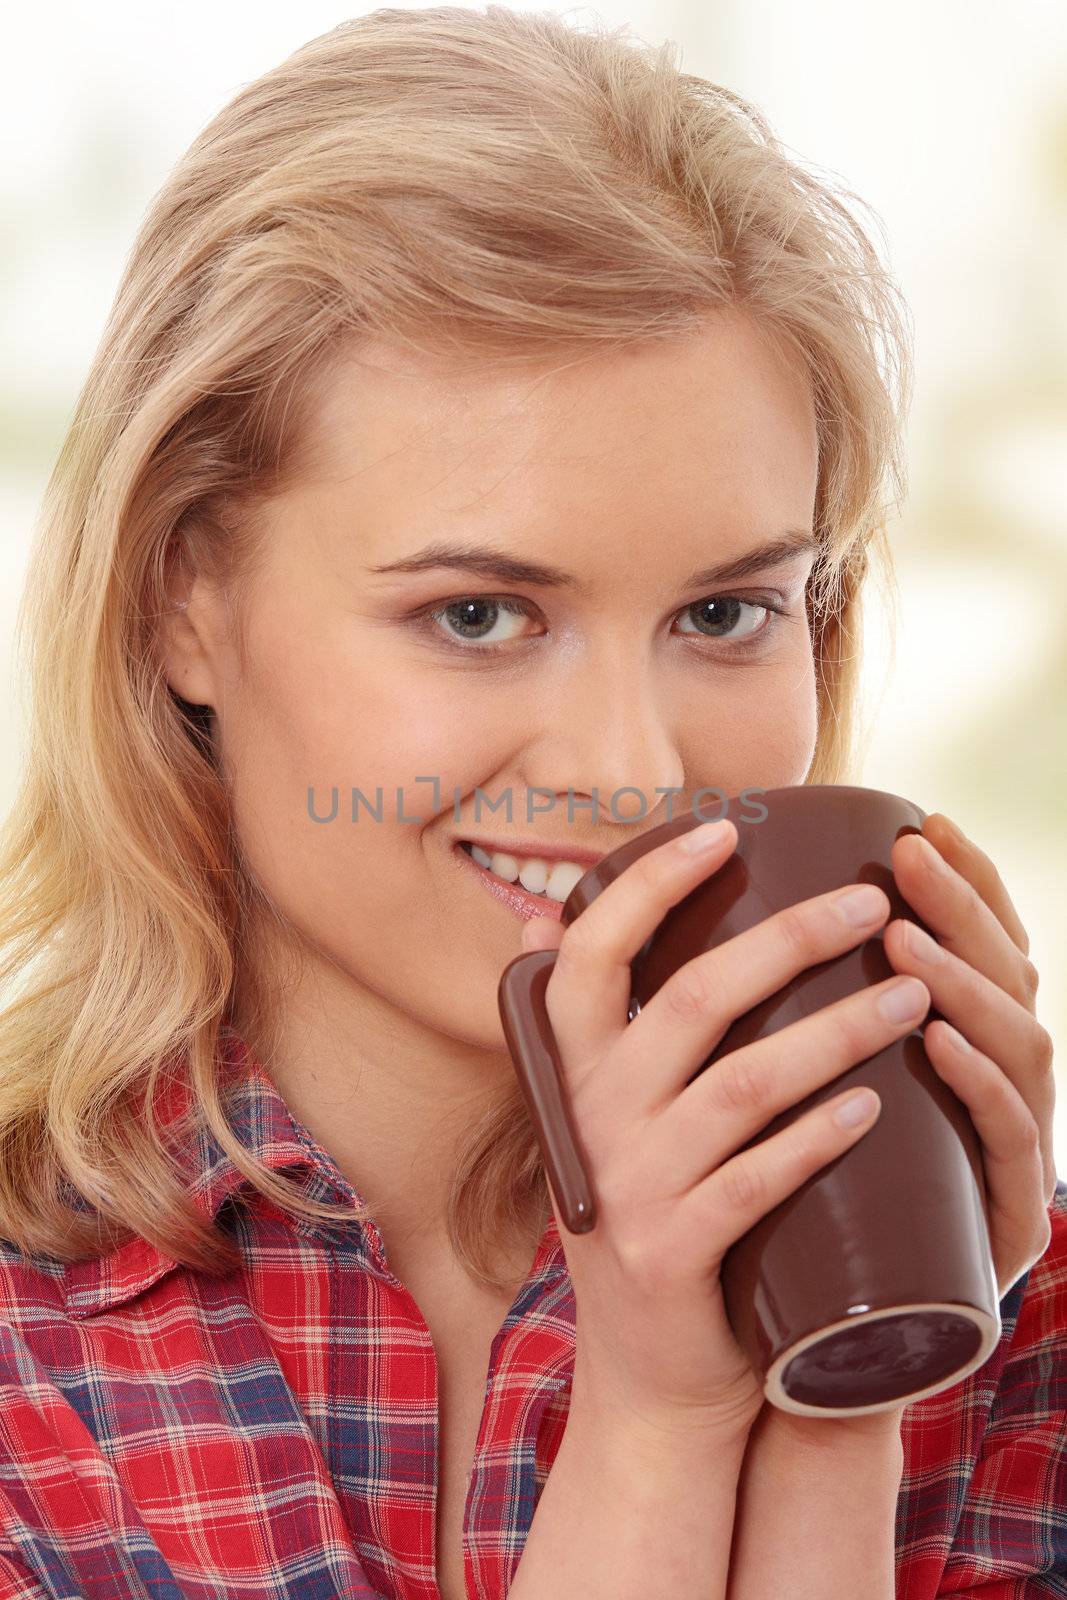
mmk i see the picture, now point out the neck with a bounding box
[227,919,545,1283]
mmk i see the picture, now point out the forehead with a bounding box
[275,310,818,577]
[304,310,813,468]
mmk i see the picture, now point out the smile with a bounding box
[452,840,589,922]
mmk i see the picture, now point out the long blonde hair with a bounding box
[0,6,911,1291]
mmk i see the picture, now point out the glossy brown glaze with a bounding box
[498,785,1001,1416]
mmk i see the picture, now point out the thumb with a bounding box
[520,913,566,954]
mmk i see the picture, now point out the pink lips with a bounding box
[452,840,567,923]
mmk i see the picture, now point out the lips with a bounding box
[452,838,569,922]
[453,834,607,868]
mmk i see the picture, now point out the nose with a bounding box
[515,649,686,829]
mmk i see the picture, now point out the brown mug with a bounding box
[497,784,1001,1418]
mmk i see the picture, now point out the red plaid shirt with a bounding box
[0,1029,1064,1599]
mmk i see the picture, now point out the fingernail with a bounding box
[678,819,732,854]
[831,885,886,926]
[878,976,928,1023]
[905,921,945,963]
[920,836,950,876]
[834,1088,880,1128]
[943,1023,972,1053]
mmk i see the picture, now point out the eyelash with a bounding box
[410,593,792,659]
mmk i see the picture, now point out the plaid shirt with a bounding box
[0,1029,1064,1599]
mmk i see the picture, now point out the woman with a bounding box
[0,8,1062,1599]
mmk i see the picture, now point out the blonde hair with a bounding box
[0,6,911,1291]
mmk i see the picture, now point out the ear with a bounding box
[157,533,225,709]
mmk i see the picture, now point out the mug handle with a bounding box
[497,948,598,1233]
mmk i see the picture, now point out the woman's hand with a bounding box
[771,810,1059,1455]
[883,811,1057,1299]
[519,818,935,1446]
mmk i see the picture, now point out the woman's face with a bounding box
[164,306,819,1059]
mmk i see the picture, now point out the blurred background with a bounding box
[2,3,1065,1168]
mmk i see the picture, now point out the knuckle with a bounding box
[776,901,814,958]
[718,1156,766,1214]
[828,998,869,1061]
[663,958,723,1024]
[1032,1023,1055,1075]
[1019,957,1040,1004]
[781,1125,818,1175]
[708,1049,771,1117]
[958,875,982,914]
[1007,1101,1042,1160]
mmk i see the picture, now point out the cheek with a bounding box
[763,655,819,785]
[677,649,819,797]
[216,623,521,954]
[223,617,512,820]
[752,633,819,783]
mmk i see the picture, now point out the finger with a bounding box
[605,879,895,1115]
[679,1075,887,1265]
[883,919,1054,1101]
[890,829,1036,1008]
[875,918,1057,1203]
[543,818,738,1073]
[923,813,1031,956]
[923,1019,1052,1295]
[647,971,930,1197]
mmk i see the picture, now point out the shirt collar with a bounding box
[63,1029,353,1320]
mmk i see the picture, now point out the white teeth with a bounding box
[518,858,549,894]
[464,843,588,902]
[545,861,585,902]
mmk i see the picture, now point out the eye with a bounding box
[411,591,791,656]
[675,595,784,648]
[422,596,536,647]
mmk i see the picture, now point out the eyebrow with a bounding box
[366,530,820,592]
